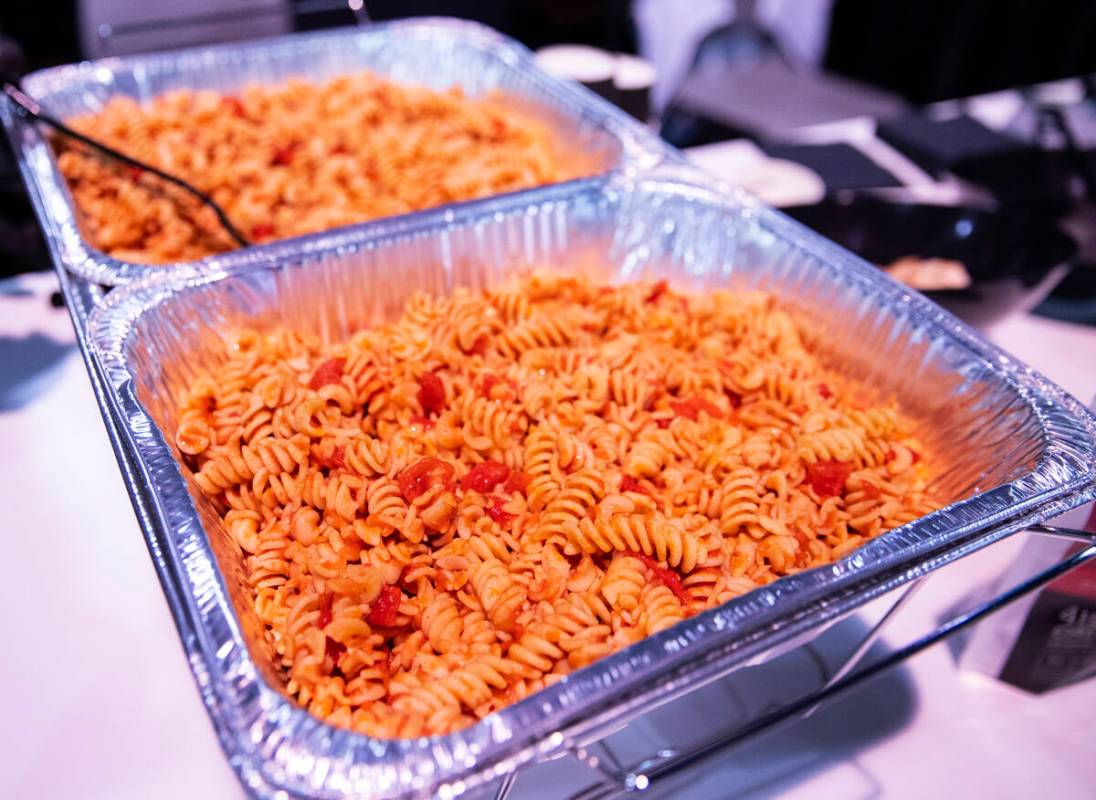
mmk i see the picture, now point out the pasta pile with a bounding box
[56,73,590,263]
[175,272,938,738]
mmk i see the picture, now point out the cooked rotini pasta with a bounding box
[176,271,940,739]
[56,72,595,264]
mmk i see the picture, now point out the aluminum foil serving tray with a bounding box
[87,167,1096,799]
[2,17,668,286]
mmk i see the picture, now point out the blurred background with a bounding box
[2,0,1096,325]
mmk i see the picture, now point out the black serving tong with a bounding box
[2,82,251,248]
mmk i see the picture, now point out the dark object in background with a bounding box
[825,0,1096,104]
[1035,257,1096,326]
[1,1,80,72]
[997,544,1096,694]
[876,114,1026,179]
[760,143,901,191]
[0,34,49,276]
[663,58,907,149]
[612,54,655,122]
[876,113,1085,215]
[785,195,1077,328]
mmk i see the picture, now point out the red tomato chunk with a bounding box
[271,145,295,166]
[251,223,275,240]
[468,335,489,356]
[625,550,690,605]
[397,457,455,502]
[308,357,346,390]
[222,96,247,117]
[645,280,669,304]
[417,372,446,417]
[315,445,345,470]
[806,460,852,497]
[503,470,528,495]
[368,585,402,627]
[318,592,334,628]
[486,495,516,526]
[325,637,345,662]
[670,397,723,421]
[462,461,510,493]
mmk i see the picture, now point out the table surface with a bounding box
[1,269,1094,800]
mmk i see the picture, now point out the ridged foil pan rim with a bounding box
[87,166,1096,799]
[3,16,672,287]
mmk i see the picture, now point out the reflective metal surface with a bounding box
[86,165,1096,799]
[2,18,669,285]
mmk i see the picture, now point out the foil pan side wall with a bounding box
[13,17,669,286]
[87,170,1096,799]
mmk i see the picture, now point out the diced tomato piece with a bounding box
[503,469,528,495]
[645,280,669,304]
[624,550,689,605]
[481,373,501,399]
[251,223,275,240]
[409,414,435,430]
[308,357,346,390]
[367,585,402,627]
[324,636,345,662]
[417,372,446,417]
[271,145,295,166]
[485,495,516,526]
[656,418,671,429]
[911,450,921,464]
[318,591,334,628]
[692,397,723,418]
[468,335,489,356]
[670,397,723,421]
[397,457,455,502]
[620,475,646,494]
[222,96,247,118]
[462,461,510,493]
[671,400,698,420]
[818,383,833,399]
[806,460,852,497]
[722,388,742,408]
[315,445,345,471]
